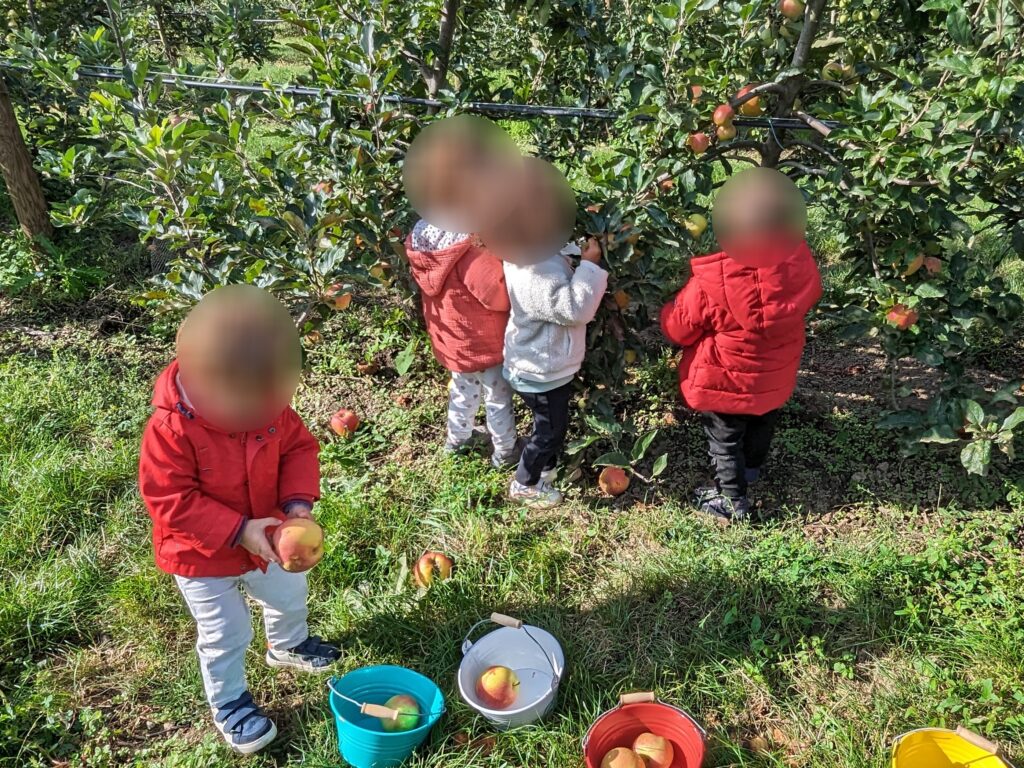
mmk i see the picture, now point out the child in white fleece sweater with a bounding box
[482,158,608,508]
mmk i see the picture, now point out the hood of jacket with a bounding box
[404,235,475,298]
[689,240,820,336]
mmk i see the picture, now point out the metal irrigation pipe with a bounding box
[2,59,843,129]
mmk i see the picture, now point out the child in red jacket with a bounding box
[661,168,822,522]
[403,115,523,465]
[139,285,338,755]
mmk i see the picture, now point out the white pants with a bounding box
[175,564,309,709]
[447,364,516,453]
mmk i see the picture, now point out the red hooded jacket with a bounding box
[138,361,320,578]
[405,235,510,373]
[660,242,822,415]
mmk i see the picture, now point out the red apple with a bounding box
[779,0,804,20]
[736,85,764,116]
[598,467,630,496]
[923,256,942,274]
[475,666,520,709]
[413,551,454,587]
[633,732,674,768]
[330,409,360,438]
[712,103,735,126]
[271,518,324,572]
[687,131,711,155]
[717,123,737,141]
[886,303,919,330]
[312,180,333,195]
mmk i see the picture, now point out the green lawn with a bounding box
[1,299,1022,768]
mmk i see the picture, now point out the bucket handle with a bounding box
[327,677,445,721]
[619,691,657,706]
[581,691,708,746]
[460,613,564,688]
[955,726,1004,757]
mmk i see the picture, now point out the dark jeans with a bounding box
[515,382,574,486]
[700,409,781,499]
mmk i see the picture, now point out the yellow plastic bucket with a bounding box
[891,727,1015,768]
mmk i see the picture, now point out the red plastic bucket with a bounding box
[583,692,707,768]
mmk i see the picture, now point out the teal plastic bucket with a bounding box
[328,665,445,768]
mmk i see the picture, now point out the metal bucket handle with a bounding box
[582,691,709,752]
[460,612,564,692]
[327,677,446,722]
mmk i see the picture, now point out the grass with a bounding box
[1,299,1022,768]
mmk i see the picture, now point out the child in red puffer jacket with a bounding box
[402,115,523,466]
[661,168,822,523]
[139,285,338,755]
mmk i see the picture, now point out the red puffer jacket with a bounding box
[405,235,510,373]
[138,361,320,578]
[660,241,822,415]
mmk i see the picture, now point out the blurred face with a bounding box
[712,167,807,267]
[403,114,523,234]
[176,285,301,432]
[480,157,576,266]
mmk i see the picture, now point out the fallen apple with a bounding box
[475,666,520,709]
[613,290,631,310]
[624,349,638,365]
[413,551,454,588]
[330,408,360,438]
[716,123,737,141]
[326,283,352,310]
[601,747,645,768]
[598,466,630,496]
[683,213,708,238]
[271,518,324,573]
[712,103,735,126]
[779,0,804,20]
[687,131,711,155]
[380,694,420,733]
[923,256,942,274]
[886,303,919,330]
[633,733,674,768]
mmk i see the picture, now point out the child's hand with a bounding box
[283,501,314,520]
[239,518,282,565]
[581,237,602,264]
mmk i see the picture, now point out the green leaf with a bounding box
[918,426,959,444]
[960,440,991,476]
[651,453,668,477]
[963,399,985,426]
[393,337,417,376]
[946,6,972,46]
[1001,407,1024,432]
[914,283,946,298]
[631,429,659,462]
[593,452,631,468]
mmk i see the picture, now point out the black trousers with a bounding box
[700,409,781,499]
[515,382,574,486]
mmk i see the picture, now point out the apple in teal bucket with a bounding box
[379,695,420,733]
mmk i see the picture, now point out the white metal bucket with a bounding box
[457,613,565,731]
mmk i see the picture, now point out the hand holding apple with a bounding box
[240,518,283,565]
[271,518,324,572]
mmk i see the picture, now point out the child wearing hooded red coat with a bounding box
[661,168,822,522]
[138,286,339,755]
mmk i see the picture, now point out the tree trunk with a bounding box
[425,0,461,113]
[761,0,828,167]
[152,1,179,64]
[0,75,52,241]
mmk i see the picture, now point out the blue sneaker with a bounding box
[745,467,761,485]
[266,634,340,672]
[213,691,276,754]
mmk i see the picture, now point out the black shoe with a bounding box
[696,492,750,523]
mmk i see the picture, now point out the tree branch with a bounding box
[792,0,828,69]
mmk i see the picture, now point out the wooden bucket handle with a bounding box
[619,691,657,706]
[955,726,1003,756]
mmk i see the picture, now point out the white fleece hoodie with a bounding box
[503,243,609,386]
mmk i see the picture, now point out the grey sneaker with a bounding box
[696,492,751,523]
[265,635,340,673]
[491,437,525,469]
[212,691,277,755]
[509,479,563,509]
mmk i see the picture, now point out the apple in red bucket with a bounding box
[633,732,674,768]
[601,747,645,768]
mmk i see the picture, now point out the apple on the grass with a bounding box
[271,518,324,573]
[379,694,420,733]
[413,551,454,588]
[330,408,360,438]
[475,665,520,709]
[633,732,674,768]
[598,467,630,497]
[601,747,645,768]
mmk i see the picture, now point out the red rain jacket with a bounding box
[138,361,320,578]
[405,235,510,373]
[660,242,822,415]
